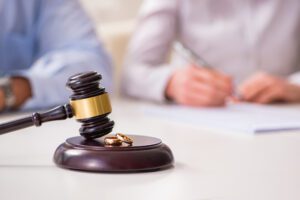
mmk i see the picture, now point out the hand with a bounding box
[238,72,300,104]
[12,77,32,108]
[0,89,5,111]
[0,77,32,112]
[165,65,232,107]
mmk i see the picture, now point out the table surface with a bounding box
[0,98,299,200]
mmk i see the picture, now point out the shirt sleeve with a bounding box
[288,67,300,85]
[122,0,179,102]
[18,0,112,110]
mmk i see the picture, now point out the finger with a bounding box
[239,73,274,101]
[192,67,232,94]
[190,79,228,101]
[182,91,226,107]
[176,80,224,106]
[206,69,232,94]
[283,83,300,102]
[212,70,233,95]
[252,81,288,104]
[252,86,282,104]
[185,81,227,106]
[227,95,241,103]
[190,65,232,89]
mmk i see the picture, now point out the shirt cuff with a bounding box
[288,71,300,85]
[17,71,69,110]
[123,64,177,103]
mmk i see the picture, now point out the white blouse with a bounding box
[123,0,300,102]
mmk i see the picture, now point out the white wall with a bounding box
[79,0,143,95]
[80,0,142,23]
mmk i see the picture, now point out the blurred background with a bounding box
[80,0,143,95]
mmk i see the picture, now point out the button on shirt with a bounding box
[0,0,112,109]
[123,0,300,102]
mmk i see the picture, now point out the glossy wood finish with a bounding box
[53,135,174,172]
[0,104,73,135]
[0,72,174,173]
[66,71,114,139]
[0,71,114,139]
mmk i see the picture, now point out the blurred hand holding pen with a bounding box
[173,41,240,101]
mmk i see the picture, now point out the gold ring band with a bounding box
[116,133,133,145]
[70,93,112,120]
[104,136,122,146]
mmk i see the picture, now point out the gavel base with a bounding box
[53,135,174,173]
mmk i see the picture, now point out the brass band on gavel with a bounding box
[70,93,112,120]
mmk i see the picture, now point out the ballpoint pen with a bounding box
[173,41,212,68]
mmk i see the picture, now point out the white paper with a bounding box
[143,103,300,134]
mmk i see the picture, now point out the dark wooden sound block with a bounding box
[53,135,174,172]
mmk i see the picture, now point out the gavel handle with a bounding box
[0,104,73,135]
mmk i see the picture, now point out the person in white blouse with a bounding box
[122,0,300,106]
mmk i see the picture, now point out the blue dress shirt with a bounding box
[0,0,112,109]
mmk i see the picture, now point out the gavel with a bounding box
[0,71,114,139]
[0,71,174,172]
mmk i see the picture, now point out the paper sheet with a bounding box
[143,103,300,134]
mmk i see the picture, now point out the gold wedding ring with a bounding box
[104,133,133,147]
[104,136,122,146]
[116,133,133,145]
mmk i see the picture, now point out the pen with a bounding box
[173,41,211,68]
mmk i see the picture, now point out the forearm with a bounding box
[122,0,178,102]
[19,49,112,110]
[122,63,176,102]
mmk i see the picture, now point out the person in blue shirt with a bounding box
[0,0,112,111]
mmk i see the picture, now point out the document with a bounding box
[143,103,300,134]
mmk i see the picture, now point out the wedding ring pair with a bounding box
[104,133,133,146]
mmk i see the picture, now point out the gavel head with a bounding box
[66,71,114,139]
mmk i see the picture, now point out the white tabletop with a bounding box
[0,98,299,200]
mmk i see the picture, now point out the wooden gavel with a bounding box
[0,71,114,139]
